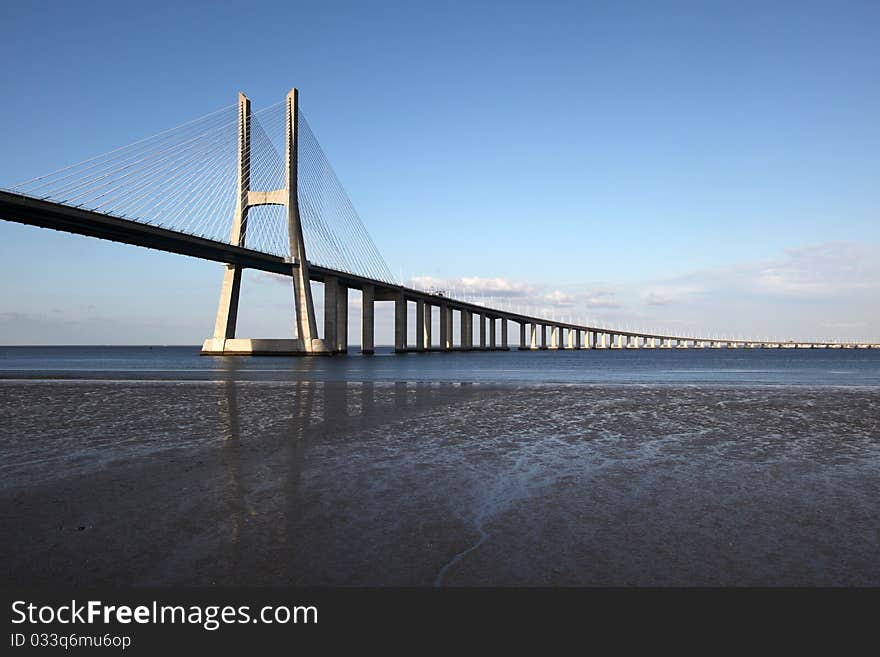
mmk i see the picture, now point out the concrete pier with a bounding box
[336,283,348,353]
[361,285,375,355]
[324,276,339,352]
[440,303,451,350]
[415,299,426,352]
[394,293,407,353]
[422,301,431,350]
[463,311,473,350]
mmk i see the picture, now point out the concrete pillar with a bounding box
[501,319,508,349]
[570,329,578,349]
[284,89,325,353]
[478,313,487,350]
[394,294,407,353]
[423,302,432,350]
[541,324,548,349]
[336,284,348,353]
[489,317,496,350]
[212,265,243,342]
[415,299,425,352]
[439,304,450,350]
[462,311,472,350]
[323,276,338,352]
[361,285,375,355]
[549,325,559,350]
[520,322,527,349]
[530,323,539,349]
[589,331,597,349]
[207,93,250,350]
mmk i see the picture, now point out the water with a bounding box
[1,346,879,586]
[2,344,880,385]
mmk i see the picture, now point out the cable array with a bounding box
[9,104,246,248]
[8,98,397,281]
[295,108,396,283]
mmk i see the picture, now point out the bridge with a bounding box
[1,89,876,354]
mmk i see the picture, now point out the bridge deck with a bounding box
[1,190,870,349]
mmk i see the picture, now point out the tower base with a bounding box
[200,338,330,356]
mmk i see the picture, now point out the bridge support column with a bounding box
[415,299,425,352]
[519,322,527,350]
[324,276,339,353]
[489,317,496,350]
[440,304,451,350]
[540,324,548,349]
[395,294,407,353]
[207,265,243,353]
[549,325,559,350]
[501,319,508,350]
[530,323,539,350]
[460,311,472,350]
[361,285,375,355]
[336,284,348,353]
[478,313,487,350]
[423,302,432,350]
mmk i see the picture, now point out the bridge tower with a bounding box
[201,89,328,355]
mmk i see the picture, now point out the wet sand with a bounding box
[1,380,879,586]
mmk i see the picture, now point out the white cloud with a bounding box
[544,290,576,306]
[410,275,532,298]
[754,242,880,298]
[581,290,619,309]
[640,284,704,306]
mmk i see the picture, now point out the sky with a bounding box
[1,0,878,344]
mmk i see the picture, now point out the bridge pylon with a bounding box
[201,89,329,356]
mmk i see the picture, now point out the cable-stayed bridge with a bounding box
[1,89,875,353]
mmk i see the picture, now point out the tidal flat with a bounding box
[1,379,878,586]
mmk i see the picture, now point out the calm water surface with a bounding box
[2,345,879,385]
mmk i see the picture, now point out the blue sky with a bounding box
[1,0,878,344]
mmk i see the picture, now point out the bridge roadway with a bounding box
[2,190,876,354]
